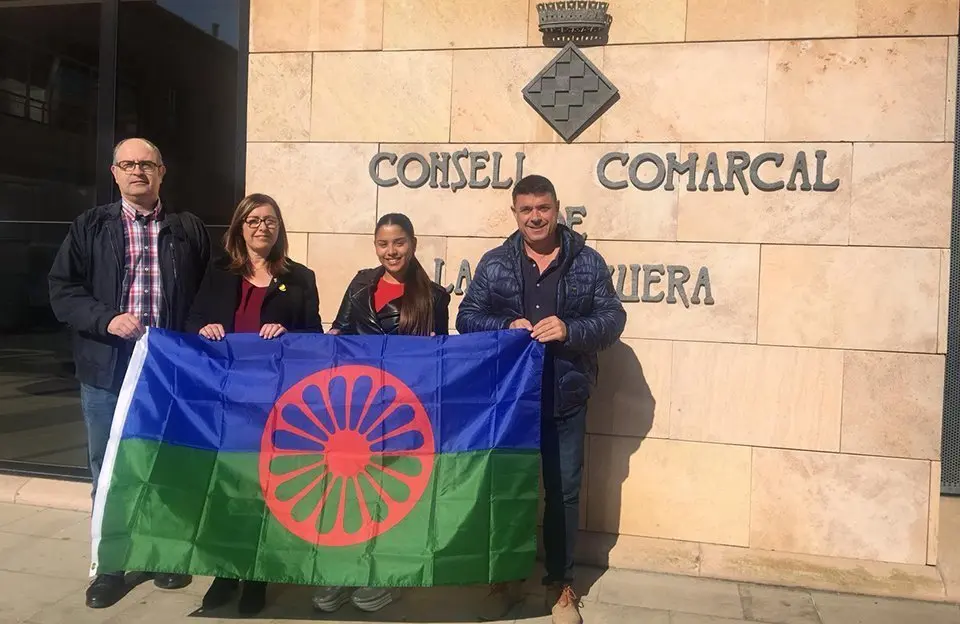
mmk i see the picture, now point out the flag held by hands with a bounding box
[91,329,544,587]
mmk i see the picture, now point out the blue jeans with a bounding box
[540,403,587,585]
[80,384,119,498]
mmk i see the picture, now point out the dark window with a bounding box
[0,0,247,479]
[115,0,244,225]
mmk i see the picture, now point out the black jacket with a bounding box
[48,201,211,390]
[332,267,450,336]
[185,258,322,334]
[456,225,626,413]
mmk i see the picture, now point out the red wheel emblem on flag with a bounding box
[259,365,435,546]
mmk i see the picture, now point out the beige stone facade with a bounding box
[247,0,958,586]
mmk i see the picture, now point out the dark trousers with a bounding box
[540,403,587,585]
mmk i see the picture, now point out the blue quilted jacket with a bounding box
[456,225,626,414]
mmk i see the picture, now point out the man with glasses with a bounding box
[49,137,211,608]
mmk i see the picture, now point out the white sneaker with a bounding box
[311,586,351,612]
[351,587,396,612]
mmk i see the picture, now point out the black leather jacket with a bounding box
[332,266,450,336]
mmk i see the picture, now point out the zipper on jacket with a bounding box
[167,238,178,327]
[107,222,122,307]
[556,274,564,317]
[514,250,526,318]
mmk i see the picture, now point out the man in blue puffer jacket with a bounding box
[456,174,625,624]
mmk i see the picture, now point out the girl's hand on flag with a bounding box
[260,323,287,339]
[531,316,567,343]
[199,324,225,341]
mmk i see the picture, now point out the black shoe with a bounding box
[85,573,126,609]
[201,577,239,610]
[238,581,267,616]
[154,573,192,590]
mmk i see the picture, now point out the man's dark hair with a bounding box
[512,174,557,203]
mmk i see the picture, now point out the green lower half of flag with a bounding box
[96,439,540,587]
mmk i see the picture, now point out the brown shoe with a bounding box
[544,582,562,611]
[551,584,583,624]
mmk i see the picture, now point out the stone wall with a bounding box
[246,0,958,573]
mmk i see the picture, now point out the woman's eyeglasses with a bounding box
[244,216,279,229]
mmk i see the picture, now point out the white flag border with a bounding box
[89,327,153,578]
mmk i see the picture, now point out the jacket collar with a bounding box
[350,266,386,301]
[504,223,585,267]
[106,198,185,238]
[356,266,386,287]
[120,198,163,221]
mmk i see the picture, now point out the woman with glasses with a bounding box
[185,192,322,615]
[310,212,449,614]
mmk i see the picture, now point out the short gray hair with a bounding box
[112,138,164,165]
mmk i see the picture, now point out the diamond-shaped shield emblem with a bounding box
[522,42,618,143]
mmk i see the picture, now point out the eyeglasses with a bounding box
[114,160,161,173]
[244,216,279,229]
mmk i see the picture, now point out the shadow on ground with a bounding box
[184,581,556,622]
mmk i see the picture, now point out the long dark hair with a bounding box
[376,213,434,336]
[223,193,289,277]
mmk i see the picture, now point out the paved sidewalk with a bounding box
[2,502,960,624]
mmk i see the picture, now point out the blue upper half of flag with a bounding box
[118,329,544,454]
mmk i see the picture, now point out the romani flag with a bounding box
[90,329,543,587]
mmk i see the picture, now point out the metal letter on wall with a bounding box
[522,41,619,143]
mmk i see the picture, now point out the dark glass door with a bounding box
[0,0,247,479]
[115,0,244,226]
[0,1,102,475]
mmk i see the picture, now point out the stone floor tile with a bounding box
[813,592,960,624]
[700,542,946,601]
[940,496,960,600]
[738,584,821,624]
[0,506,89,538]
[25,576,156,624]
[55,515,94,542]
[102,588,276,623]
[0,501,44,528]
[670,615,750,624]
[507,595,552,621]
[0,534,91,579]
[0,476,30,503]
[598,569,744,619]
[0,528,31,555]
[15,477,91,512]
[265,582,512,622]
[520,600,670,624]
[0,569,86,622]
[520,561,603,603]
[205,589,310,622]
[174,573,213,597]
[506,616,552,624]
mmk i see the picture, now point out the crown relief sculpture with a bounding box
[536,1,613,47]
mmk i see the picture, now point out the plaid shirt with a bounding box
[119,199,164,327]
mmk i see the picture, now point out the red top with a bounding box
[234,279,268,332]
[373,277,404,312]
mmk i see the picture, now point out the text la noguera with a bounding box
[434,259,714,309]
[370,149,840,195]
